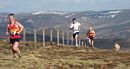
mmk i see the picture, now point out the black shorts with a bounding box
[73,32,79,39]
[89,37,94,41]
[10,38,20,44]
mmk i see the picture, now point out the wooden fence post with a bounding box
[82,41,84,47]
[85,44,87,47]
[62,31,64,46]
[71,35,73,46]
[43,28,45,47]
[50,29,53,43]
[34,29,37,47]
[79,39,80,47]
[23,29,26,46]
[67,32,69,46]
[57,30,59,46]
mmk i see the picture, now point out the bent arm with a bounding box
[86,30,89,37]
[69,23,73,30]
[16,22,24,34]
[93,31,96,37]
[78,23,81,31]
[6,24,9,35]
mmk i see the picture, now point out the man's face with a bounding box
[9,15,15,23]
[72,20,76,23]
[89,27,92,30]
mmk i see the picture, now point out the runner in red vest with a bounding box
[6,14,24,58]
[87,26,95,48]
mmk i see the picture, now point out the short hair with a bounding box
[72,18,76,20]
[8,13,15,17]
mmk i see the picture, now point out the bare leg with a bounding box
[88,38,93,48]
[91,40,94,48]
[12,42,20,58]
[11,44,17,55]
[75,34,78,46]
[88,38,91,47]
[73,37,75,46]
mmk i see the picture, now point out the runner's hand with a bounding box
[6,32,9,35]
[16,32,20,34]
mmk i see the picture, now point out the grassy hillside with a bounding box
[0,40,130,69]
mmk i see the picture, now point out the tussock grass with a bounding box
[0,40,130,69]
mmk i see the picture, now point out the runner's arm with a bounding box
[93,30,96,37]
[16,22,24,34]
[78,23,81,31]
[6,24,9,35]
[69,23,73,30]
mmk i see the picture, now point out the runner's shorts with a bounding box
[10,38,20,44]
[10,34,21,44]
[73,32,79,39]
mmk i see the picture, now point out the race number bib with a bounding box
[10,30,17,35]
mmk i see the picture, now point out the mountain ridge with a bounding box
[0,9,130,39]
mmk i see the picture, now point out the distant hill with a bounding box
[1,9,130,39]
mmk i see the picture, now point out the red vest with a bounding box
[8,23,21,39]
[88,31,94,37]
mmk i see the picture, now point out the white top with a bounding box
[69,22,81,34]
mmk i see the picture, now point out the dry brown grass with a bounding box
[0,40,130,69]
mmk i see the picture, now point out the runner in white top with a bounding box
[69,18,81,46]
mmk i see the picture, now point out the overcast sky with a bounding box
[0,0,130,13]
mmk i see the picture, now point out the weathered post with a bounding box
[43,28,45,47]
[34,29,37,47]
[57,30,59,46]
